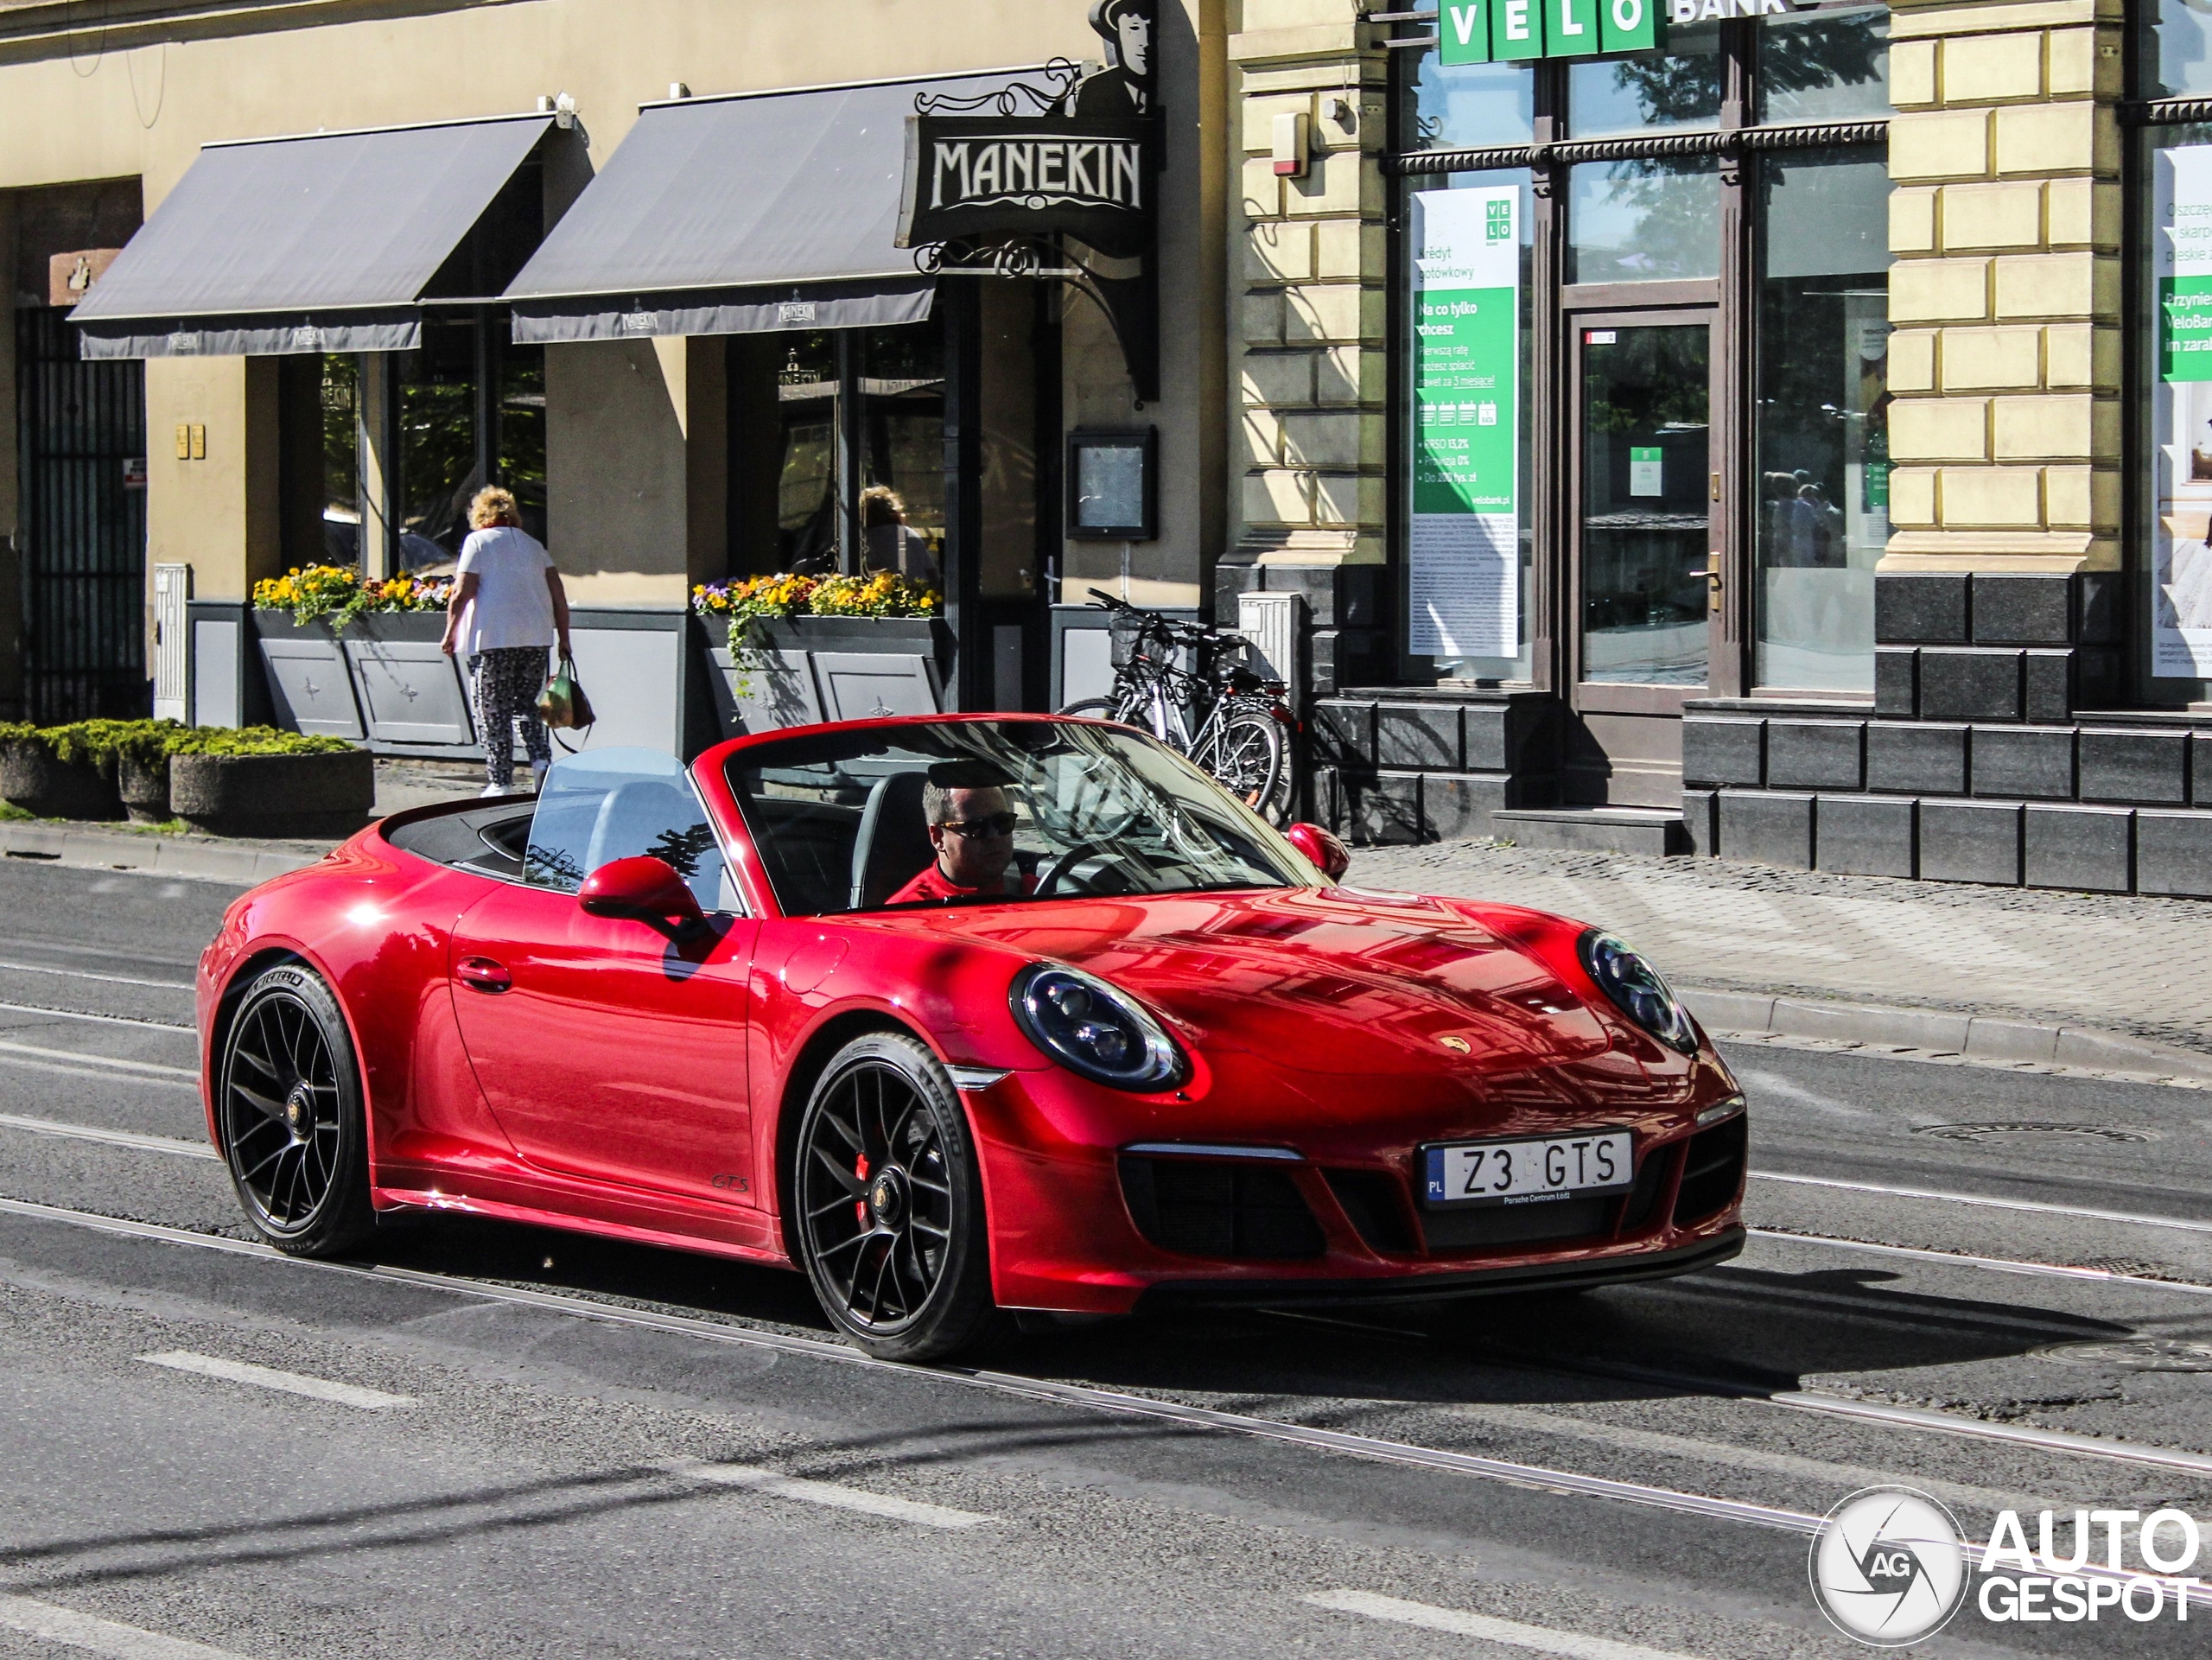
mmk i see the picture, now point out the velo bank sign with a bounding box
[1438,0,1798,65]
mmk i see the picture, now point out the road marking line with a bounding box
[1305,1590,1703,1660]
[0,999,193,1031]
[6,1194,2209,1589]
[668,1460,993,1529]
[0,1111,217,1160]
[0,1038,197,1078]
[0,1592,255,1659]
[1752,1169,2212,1237]
[1446,1401,2031,1514]
[0,958,193,991]
[1758,1227,2212,1296]
[137,1351,413,1410]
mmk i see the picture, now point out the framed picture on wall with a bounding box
[1067,429,1157,539]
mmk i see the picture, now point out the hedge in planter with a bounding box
[168,728,372,839]
[0,719,183,821]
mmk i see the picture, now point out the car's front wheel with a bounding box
[793,1031,997,1361]
[216,962,375,1256]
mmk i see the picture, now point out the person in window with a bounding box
[861,485,943,591]
[888,766,1039,904]
[439,485,572,798]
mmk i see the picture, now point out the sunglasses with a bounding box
[940,812,1019,839]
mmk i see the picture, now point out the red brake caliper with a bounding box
[855,1154,870,1230]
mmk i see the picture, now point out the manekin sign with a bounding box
[898,117,1150,260]
[895,0,1157,262]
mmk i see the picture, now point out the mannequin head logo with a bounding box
[1073,0,1154,115]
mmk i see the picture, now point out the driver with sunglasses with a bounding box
[887,765,1039,905]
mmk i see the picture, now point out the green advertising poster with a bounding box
[2153,143,2212,678]
[1410,186,1520,660]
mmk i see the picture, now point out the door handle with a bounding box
[1706,550,1723,614]
[456,957,512,994]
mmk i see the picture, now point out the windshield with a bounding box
[725,719,1312,916]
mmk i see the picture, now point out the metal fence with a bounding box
[17,306,147,722]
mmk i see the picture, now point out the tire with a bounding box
[215,963,375,1257]
[791,1031,999,1362]
[1205,713,1284,816]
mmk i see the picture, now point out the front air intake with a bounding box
[1118,1157,1325,1260]
[1672,1116,1748,1225]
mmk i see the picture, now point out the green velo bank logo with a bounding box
[1437,0,1798,66]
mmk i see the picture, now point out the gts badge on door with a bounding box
[710,1173,750,1194]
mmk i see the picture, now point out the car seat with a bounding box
[848,771,935,910]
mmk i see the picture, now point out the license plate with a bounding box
[1422,1131,1634,1209]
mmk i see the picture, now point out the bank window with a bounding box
[2139,121,2212,696]
[1567,22,1723,138]
[2145,0,2212,100]
[1407,56,1536,151]
[1567,156,1721,285]
[1758,4,1891,124]
[1753,148,1888,694]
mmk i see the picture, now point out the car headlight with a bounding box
[1010,964,1185,1091]
[1578,930,1700,1056]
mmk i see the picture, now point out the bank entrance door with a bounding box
[1567,314,1717,808]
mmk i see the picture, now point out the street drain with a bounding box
[1913,1121,2157,1144]
[2039,1339,2212,1372]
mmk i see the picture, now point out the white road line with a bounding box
[0,1110,217,1160]
[1305,1590,1703,1660]
[669,1460,994,1529]
[8,1196,2211,1574]
[0,999,193,1031]
[0,958,193,991]
[1447,1401,2031,1514]
[1752,1169,2212,1237]
[0,1037,197,1078]
[1762,1227,2212,1296]
[0,1592,255,1660]
[137,1351,414,1410]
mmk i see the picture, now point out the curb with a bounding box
[0,822,324,885]
[1682,986,2212,1085]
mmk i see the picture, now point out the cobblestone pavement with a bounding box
[1351,841,2212,1057]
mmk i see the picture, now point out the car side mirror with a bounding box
[580,855,706,939]
[1284,822,1350,882]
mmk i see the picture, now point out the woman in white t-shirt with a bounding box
[439,487,571,796]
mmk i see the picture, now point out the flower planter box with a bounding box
[169,749,376,838]
[118,753,169,824]
[0,743,123,820]
[704,615,950,738]
[251,614,368,740]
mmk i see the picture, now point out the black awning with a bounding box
[501,69,1037,344]
[69,113,553,359]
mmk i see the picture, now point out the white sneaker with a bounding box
[531,759,550,787]
[480,783,511,798]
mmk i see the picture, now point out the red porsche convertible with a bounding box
[197,715,1746,1359]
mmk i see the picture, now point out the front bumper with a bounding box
[963,1062,1749,1316]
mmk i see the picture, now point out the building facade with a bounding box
[3,0,2212,894]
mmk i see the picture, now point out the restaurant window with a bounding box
[390,320,548,569]
[730,321,944,580]
[279,353,361,569]
[1754,148,1889,693]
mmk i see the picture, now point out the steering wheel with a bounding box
[1034,841,1109,898]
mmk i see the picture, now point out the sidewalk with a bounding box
[1355,841,2212,1064]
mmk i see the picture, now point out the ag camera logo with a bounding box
[1810,1487,1969,1647]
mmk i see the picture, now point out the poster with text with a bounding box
[2154,143,2212,678]
[1410,186,1520,661]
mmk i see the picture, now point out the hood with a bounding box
[890,886,1622,1078]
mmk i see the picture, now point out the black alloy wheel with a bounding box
[217,964,374,1256]
[793,1031,997,1361]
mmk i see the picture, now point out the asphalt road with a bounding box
[0,860,2207,1658]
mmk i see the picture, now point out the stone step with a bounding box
[1487,805,1688,857]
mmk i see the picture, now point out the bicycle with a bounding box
[1058,588,1299,825]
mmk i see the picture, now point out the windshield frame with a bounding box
[710,714,1324,920]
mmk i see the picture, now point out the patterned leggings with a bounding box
[471,646,553,788]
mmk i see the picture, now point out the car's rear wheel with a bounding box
[217,963,374,1256]
[793,1031,997,1361]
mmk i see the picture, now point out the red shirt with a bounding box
[887,861,1038,906]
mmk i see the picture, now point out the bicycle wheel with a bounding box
[1058,696,1131,723]
[1204,713,1283,813]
